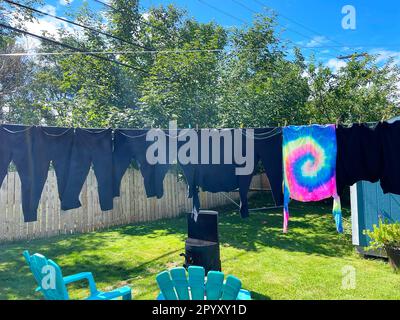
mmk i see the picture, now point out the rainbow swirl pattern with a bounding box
[283,125,343,233]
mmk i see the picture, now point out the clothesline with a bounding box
[1,120,400,236]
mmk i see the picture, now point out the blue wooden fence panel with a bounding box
[356,181,400,247]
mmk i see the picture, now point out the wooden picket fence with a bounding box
[0,169,269,243]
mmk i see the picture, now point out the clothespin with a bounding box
[195,124,199,132]
[240,123,244,129]
[358,118,361,125]
[309,119,312,125]
[284,120,288,127]
[335,118,339,128]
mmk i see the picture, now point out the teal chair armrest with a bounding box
[63,272,98,295]
[86,286,132,300]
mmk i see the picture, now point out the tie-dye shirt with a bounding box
[283,124,343,233]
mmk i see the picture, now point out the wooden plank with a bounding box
[128,169,135,224]
[172,174,177,217]
[13,171,20,241]
[4,172,10,242]
[0,168,6,242]
[87,170,95,231]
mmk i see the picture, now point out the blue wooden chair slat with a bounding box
[23,250,131,300]
[170,267,190,300]
[221,275,242,300]
[205,271,224,300]
[188,266,205,300]
[156,266,251,300]
[156,271,178,300]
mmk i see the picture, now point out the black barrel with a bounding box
[183,210,221,272]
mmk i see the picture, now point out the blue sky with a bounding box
[19,0,400,69]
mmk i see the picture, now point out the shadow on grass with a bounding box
[119,193,353,257]
[0,193,352,299]
[250,291,271,300]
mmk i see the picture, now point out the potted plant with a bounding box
[363,218,400,271]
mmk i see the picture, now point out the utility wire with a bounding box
[197,0,321,58]
[197,0,248,24]
[0,22,155,75]
[3,0,151,51]
[231,0,343,56]
[1,44,391,57]
[250,0,344,47]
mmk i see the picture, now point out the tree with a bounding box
[139,6,227,128]
[0,0,43,124]
[218,15,310,127]
[1,2,399,128]
[306,55,400,124]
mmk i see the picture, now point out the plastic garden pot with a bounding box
[385,246,400,271]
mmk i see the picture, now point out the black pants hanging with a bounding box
[0,124,36,222]
[62,128,113,211]
[31,126,74,215]
[177,129,239,217]
[177,128,283,219]
[113,129,171,199]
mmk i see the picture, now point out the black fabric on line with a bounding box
[62,128,113,211]
[0,124,36,222]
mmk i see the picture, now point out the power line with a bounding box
[232,0,343,57]
[0,22,154,75]
[1,43,394,57]
[337,52,369,60]
[250,0,344,47]
[197,0,322,59]
[3,0,151,51]
[197,0,248,24]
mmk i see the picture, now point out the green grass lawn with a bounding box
[0,194,399,300]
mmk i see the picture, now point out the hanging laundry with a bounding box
[377,120,400,195]
[113,129,171,199]
[62,128,113,211]
[336,123,382,197]
[238,127,283,218]
[31,126,74,215]
[177,129,239,221]
[283,125,342,233]
[177,127,283,220]
[0,124,36,222]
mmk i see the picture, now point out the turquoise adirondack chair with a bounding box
[156,266,251,300]
[23,251,132,300]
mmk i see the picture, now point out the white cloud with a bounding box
[40,4,57,15]
[12,5,79,50]
[326,58,347,73]
[306,36,329,48]
[59,0,73,5]
[142,12,150,21]
[370,48,400,66]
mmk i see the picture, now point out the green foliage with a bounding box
[363,218,400,251]
[1,2,399,128]
[306,55,400,124]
